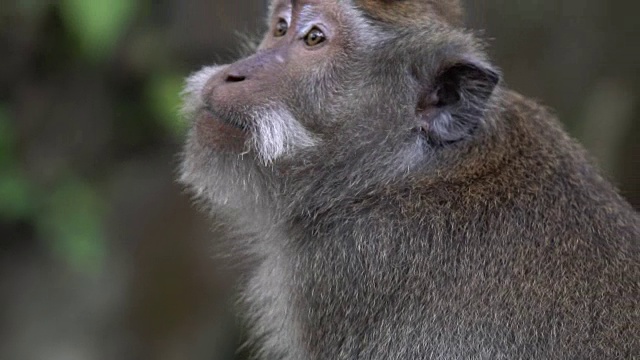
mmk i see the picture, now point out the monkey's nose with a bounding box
[225,73,246,83]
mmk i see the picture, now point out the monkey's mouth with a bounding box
[203,107,249,131]
[195,108,249,152]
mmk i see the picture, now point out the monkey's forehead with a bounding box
[356,0,463,25]
[268,0,464,26]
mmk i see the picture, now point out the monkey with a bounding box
[179,0,640,359]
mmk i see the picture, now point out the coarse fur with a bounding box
[180,0,640,359]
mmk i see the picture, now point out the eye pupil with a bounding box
[275,19,288,37]
[304,28,326,47]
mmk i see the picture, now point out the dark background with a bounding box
[1,1,638,359]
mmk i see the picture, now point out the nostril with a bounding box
[225,73,246,83]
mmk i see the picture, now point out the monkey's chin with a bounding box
[194,110,249,153]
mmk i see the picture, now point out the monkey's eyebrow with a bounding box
[272,1,292,17]
[269,0,292,21]
[296,5,320,29]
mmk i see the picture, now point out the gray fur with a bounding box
[180,1,640,359]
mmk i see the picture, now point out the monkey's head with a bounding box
[181,0,501,208]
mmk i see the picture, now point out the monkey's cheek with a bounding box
[194,112,248,153]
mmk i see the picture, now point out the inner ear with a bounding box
[416,61,500,145]
[434,63,500,108]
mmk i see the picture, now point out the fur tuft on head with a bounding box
[354,0,465,26]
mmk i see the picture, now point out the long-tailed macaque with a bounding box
[180,1,639,358]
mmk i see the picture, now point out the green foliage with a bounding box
[59,0,138,61]
[147,73,188,137]
[39,179,107,273]
[0,106,36,221]
[0,170,35,221]
[0,104,106,272]
[0,104,13,168]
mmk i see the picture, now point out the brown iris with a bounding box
[274,19,288,37]
[304,27,326,47]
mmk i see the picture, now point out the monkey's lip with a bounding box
[201,107,248,131]
[195,109,249,152]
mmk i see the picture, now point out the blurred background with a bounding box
[0,0,638,359]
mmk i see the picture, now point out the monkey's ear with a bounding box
[416,60,500,145]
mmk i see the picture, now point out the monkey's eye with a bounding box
[274,19,288,37]
[303,27,326,47]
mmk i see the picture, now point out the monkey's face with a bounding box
[183,0,372,166]
[182,0,500,193]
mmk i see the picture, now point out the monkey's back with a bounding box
[289,91,640,359]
